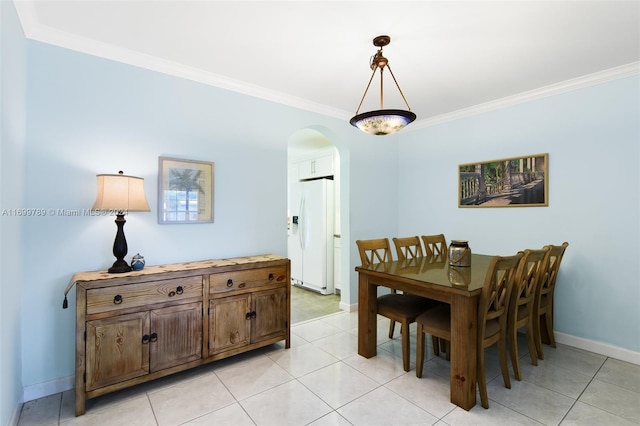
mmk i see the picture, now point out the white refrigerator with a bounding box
[288,178,334,295]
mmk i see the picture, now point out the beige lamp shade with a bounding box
[92,172,151,212]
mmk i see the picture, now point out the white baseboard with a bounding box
[8,401,22,426]
[339,301,357,312]
[22,374,74,403]
[555,332,640,365]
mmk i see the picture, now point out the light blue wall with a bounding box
[397,76,640,352]
[0,1,27,424]
[18,39,398,393]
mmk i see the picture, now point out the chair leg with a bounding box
[432,337,451,360]
[388,319,396,339]
[525,321,538,367]
[533,314,544,360]
[401,321,410,372]
[498,334,511,390]
[544,312,556,348]
[477,346,489,409]
[509,324,522,381]
[416,325,425,378]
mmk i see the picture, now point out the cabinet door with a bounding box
[312,155,334,178]
[297,159,314,180]
[85,312,150,391]
[251,287,288,344]
[150,302,203,372]
[297,155,334,180]
[209,294,251,354]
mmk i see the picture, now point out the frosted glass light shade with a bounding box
[92,173,150,212]
[350,109,417,136]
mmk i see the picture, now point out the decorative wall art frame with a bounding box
[458,153,548,208]
[158,157,214,224]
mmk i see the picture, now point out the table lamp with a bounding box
[92,171,150,273]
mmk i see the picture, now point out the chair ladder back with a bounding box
[479,254,523,327]
[513,248,550,316]
[544,242,569,289]
[421,234,447,258]
[356,238,393,267]
[392,236,424,262]
[537,242,569,301]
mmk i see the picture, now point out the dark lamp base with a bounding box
[108,213,131,274]
[108,259,132,274]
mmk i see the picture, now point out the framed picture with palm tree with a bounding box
[158,157,214,224]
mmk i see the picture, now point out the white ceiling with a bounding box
[14,1,640,130]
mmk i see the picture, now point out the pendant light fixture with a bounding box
[350,35,416,136]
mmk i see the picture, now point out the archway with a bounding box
[286,127,350,322]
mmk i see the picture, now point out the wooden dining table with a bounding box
[356,253,495,410]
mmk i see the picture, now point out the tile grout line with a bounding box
[145,391,160,426]
[556,355,608,425]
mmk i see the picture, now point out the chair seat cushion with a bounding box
[377,294,436,321]
[416,305,451,338]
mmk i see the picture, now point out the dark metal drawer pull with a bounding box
[113,295,123,304]
[169,285,184,297]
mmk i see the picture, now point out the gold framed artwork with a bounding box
[158,157,214,224]
[458,153,548,208]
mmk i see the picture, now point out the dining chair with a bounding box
[356,238,434,371]
[419,233,450,357]
[393,235,435,353]
[415,253,523,409]
[421,234,447,258]
[508,248,549,381]
[392,236,424,262]
[533,242,569,360]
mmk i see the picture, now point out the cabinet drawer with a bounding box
[87,276,203,315]
[210,266,287,294]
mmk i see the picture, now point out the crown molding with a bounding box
[15,2,639,130]
[409,62,640,131]
[14,1,350,120]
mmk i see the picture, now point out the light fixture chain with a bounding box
[386,64,412,111]
[354,66,379,115]
[379,67,384,109]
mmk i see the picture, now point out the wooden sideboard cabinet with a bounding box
[68,255,290,416]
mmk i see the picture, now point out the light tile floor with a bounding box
[18,311,640,425]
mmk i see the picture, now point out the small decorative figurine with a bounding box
[131,253,145,271]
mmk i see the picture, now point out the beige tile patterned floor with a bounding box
[17,291,640,426]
